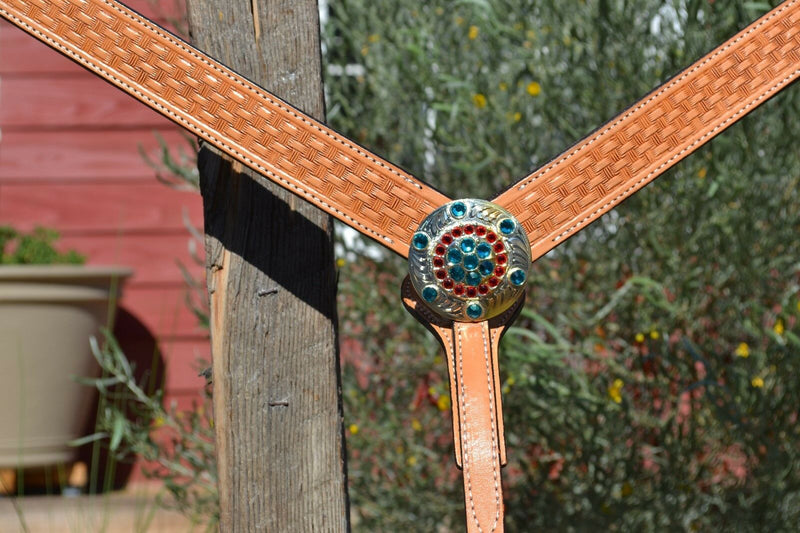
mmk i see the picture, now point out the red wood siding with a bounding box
[0,0,208,441]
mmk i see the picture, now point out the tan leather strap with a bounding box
[0,0,449,257]
[492,0,800,262]
[403,278,523,532]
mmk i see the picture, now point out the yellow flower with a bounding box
[468,25,479,40]
[411,419,422,432]
[526,29,536,39]
[368,34,380,43]
[512,112,522,122]
[349,424,359,435]
[635,333,645,343]
[437,394,451,411]
[621,482,633,497]
[407,455,418,466]
[472,93,487,109]
[435,7,444,15]
[608,379,624,404]
[336,257,346,268]
[499,82,508,91]
[797,300,800,312]
[735,342,750,358]
[751,376,764,388]
[153,416,165,428]
[526,81,541,96]
[649,330,660,340]
[697,167,707,179]
[507,375,516,386]
[455,16,464,26]
[360,46,369,57]
[774,319,785,336]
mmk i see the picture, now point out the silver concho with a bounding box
[408,199,531,322]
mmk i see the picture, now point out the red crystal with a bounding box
[435,245,446,255]
[476,226,487,236]
[443,279,454,290]
[486,232,497,243]
[488,277,500,287]
[493,242,505,252]
[466,287,478,298]
[496,254,507,265]
[452,227,463,237]
[464,224,474,234]
[454,284,465,295]
[433,257,444,267]
[436,270,447,280]
[478,284,489,294]
[495,266,506,276]
[441,234,453,245]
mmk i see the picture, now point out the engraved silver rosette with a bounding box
[408,199,531,322]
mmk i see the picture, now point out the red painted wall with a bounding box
[0,0,207,437]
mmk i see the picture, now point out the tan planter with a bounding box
[0,265,132,467]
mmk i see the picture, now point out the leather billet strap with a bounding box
[493,0,800,262]
[0,0,450,257]
[403,278,524,532]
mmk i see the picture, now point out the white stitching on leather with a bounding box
[510,0,797,196]
[96,0,424,191]
[480,324,501,531]
[456,326,481,530]
[550,68,800,243]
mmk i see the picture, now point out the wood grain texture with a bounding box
[186,0,349,530]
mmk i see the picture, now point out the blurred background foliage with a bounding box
[324,0,800,530]
[92,0,800,531]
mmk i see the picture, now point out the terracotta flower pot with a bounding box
[0,265,132,467]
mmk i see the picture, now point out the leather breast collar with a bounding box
[2,0,799,529]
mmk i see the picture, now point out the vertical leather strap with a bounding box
[453,321,504,533]
[403,277,522,531]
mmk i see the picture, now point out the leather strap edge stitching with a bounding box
[506,0,798,195]
[96,0,423,193]
[550,65,800,244]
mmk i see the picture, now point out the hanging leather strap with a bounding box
[0,0,449,257]
[493,0,800,261]
[403,278,523,532]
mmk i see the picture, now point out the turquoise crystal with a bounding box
[412,232,429,250]
[460,238,476,253]
[422,286,438,302]
[463,254,479,271]
[499,218,516,235]
[447,248,462,264]
[466,303,483,319]
[449,265,466,282]
[450,201,467,218]
[509,268,527,286]
[465,271,481,286]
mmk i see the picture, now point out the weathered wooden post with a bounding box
[185,1,349,529]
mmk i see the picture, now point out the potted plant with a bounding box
[0,226,131,471]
